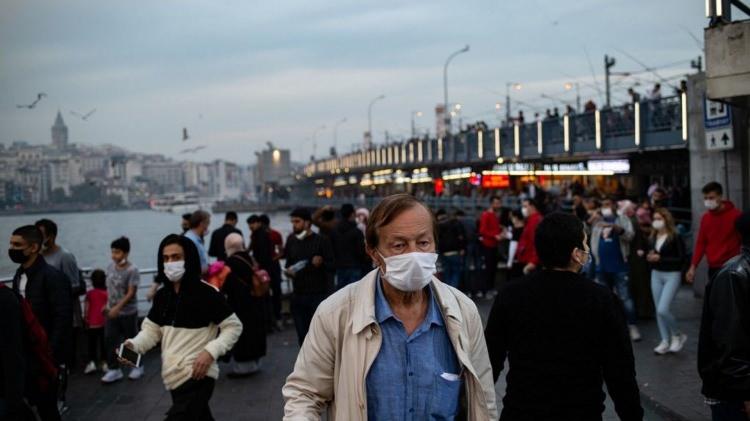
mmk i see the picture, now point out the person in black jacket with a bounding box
[485,212,643,421]
[10,225,71,421]
[0,285,34,421]
[699,211,750,421]
[436,208,466,289]
[330,203,368,290]
[208,212,241,262]
[646,208,687,355]
[284,208,334,345]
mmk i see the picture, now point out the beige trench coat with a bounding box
[282,269,498,420]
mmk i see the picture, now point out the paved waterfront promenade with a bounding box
[62,286,708,421]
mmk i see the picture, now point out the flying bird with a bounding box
[182,128,189,141]
[16,93,47,109]
[179,145,207,154]
[70,108,97,121]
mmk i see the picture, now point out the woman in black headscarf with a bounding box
[223,233,267,376]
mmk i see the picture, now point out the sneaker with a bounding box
[653,340,670,355]
[101,369,124,384]
[476,292,484,299]
[84,361,97,375]
[669,333,688,353]
[628,325,642,342]
[100,362,109,372]
[128,366,144,380]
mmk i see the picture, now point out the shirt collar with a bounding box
[374,272,443,327]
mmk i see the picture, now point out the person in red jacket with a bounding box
[477,196,504,299]
[518,198,543,274]
[687,182,742,284]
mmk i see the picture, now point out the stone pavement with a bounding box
[60,286,708,420]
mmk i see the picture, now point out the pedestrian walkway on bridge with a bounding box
[60,286,708,421]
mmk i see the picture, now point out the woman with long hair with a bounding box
[647,208,687,355]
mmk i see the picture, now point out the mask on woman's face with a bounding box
[601,207,614,218]
[652,220,665,230]
[378,251,438,292]
[164,260,186,282]
[704,199,719,211]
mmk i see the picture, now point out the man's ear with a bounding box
[367,246,384,271]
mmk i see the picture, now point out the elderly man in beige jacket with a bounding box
[283,194,498,420]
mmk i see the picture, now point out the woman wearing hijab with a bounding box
[120,234,242,421]
[223,233,267,376]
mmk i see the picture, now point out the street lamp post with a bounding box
[333,118,347,156]
[411,111,423,138]
[565,82,581,113]
[367,94,385,149]
[506,82,522,125]
[311,124,326,160]
[443,45,470,134]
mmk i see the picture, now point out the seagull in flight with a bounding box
[182,128,189,141]
[179,145,206,154]
[70,108,97,121]
[16,93,47,109]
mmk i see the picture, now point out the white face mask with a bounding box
[704,199,719,210]
[601,207,614,218]
[652,220,665,230]
[164,261,185,282]
[295,230,308,240]
[521,207,529,218]
[378,252,437,292]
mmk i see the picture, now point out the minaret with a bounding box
[51,110,68,149]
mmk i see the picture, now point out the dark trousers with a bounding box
[709,267,721,283]
[291,293,327,345]
[29,377,60,421]
[336,268,362,290]
[480,245,499,293]
[166,378,215,421]
[270,269,282,322]
[105,314,138,368]
[711,401,747,421]
[87,327,106,363]
[440,254,463,289]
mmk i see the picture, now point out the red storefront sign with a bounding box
[481,174,510,189]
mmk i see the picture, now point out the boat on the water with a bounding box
[149,193,213,214]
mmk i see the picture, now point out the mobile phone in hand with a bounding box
[118,344,142,367]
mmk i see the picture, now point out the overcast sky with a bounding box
[0,0,707,165]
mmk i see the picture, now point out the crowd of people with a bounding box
[1,178,749,420]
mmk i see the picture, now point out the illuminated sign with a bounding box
[587,159,630,174]
[481,174,510,189]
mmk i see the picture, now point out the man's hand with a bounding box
[646,252,660,263]
[494,234,502,241]
[107,307,121,319]
[523,263,536,275]
[116,341,137,368]
[686,265,696,284]
[312,255,323,267]
[192,350,214,380]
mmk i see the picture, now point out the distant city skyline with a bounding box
[1,0,706,164]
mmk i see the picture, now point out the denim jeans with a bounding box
[650,270,682,342]
[336,268,362,290]
[440,254,463,289]
[105,313,139,368]
[711,401,747,421]
[597,271,637,325]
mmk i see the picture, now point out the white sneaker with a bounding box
[84,361,97,374]
[669,333,688,353]
[100,369,124,384]
[128,366,144,380]
[653,340,670,355]
[628,325,642,342]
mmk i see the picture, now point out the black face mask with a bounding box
[8,248,28,264]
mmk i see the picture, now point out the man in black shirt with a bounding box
[284,208,334,345]
[10,225,72,421]
[0,285,33,420]
[485,212,643,421]
[208,212,241,261]
[330,204,368,290]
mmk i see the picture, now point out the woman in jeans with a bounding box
[647,208,687,355]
